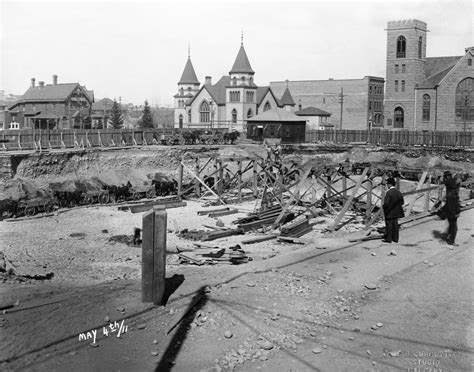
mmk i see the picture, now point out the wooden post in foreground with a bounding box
[142,206,167,305]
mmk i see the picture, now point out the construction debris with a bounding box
[178,244,251,265]
[178,228,244,242]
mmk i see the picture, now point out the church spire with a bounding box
[241,28,244,46]
[229,36,254,75]
[178,47,200,85]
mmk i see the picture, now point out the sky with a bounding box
[0,0,472,107]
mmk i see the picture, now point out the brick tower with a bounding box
[384,19,427,129]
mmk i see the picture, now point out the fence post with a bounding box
[142,206,167,305]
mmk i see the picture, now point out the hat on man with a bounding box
[386,177,396,186]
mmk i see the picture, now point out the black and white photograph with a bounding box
[0,0,473,370]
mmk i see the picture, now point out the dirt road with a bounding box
[1,206,472,371]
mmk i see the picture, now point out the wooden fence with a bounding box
[0,128,472,151]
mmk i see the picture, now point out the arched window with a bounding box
[179,114,183,128]
[188,110,191,123]
[394,107,404,128]
[241,76,246,83]
[422,94,430,121]
[264,102,271,111]
[418,37,422,59]
[250,77,253,85]
[396,36,406,58]
[199,101,210,123]
[247,108,253,118]
[232,77,237,86]
[455,78,474,121]
[232,109,237,123]
[180,88,184,95]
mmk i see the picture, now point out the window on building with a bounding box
[402,64,406,73]
[369,86,373,94]
[395,80,399,92]
[394,107,404,128]
[187,87,192,92]
[247,108,253,118]
[231,109,237,124]
[455,77,474,121]
[468,59,472,66]
[178,114,183,127]
[180,88,184,95]
[246,91,254,102]
[322,97,325,104]
[369,101,372,110]
[396,36,406,58]
[264,102,271,111]
[232,77,237,86]
[199,101,210,123]
[401,80,405,92]
[422,94,430,121]
[418,37,422,59]
[241,76,246,83]
[395,65,399,74]
[250,77,253,85]
[188,110,192,123]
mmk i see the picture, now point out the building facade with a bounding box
[173,42,292,130]
[384,19,473,131]
[8,75,94,130]
[270,76,385,130]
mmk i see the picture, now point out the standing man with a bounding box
[441,171,461,246]
[383,177,405,243]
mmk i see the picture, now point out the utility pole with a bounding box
[339,88,344,130]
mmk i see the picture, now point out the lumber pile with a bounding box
[178,244,251,265]
[119,196,186,213]
[233,206,295,232]
[280,215,312,237]
[177,228,244,242]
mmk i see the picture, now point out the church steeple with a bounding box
[179,48,200,85]
[229,40,254,75]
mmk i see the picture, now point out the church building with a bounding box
[384,19,473,131]
[173,40,294,130]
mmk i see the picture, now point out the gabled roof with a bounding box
[295,107,331,116]
[188,76,230,106]
[256,86,281,106]
[247,108,306,123]
[424,56,462,78]
[92,98,116,111]
[9,83,93,110]
[229,45,254,75]
[280,87,295,106]
[179,57,200,85]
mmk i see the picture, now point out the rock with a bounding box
[366,350,372,356]
[376,322,383,328]
[312,347,322,354]
[153,339,158,344]
[423,260,429,264]
[322,345,327,349]
[216,219,225,227]
[353,315,360,320]
[257,340,273,350]
[337,289,343,293]
[151,351,159,356]
[389,250,397,256]
[371,252,377,256]
[353,327,361,332]
[371,325,378,330]
[102,229,109,233]
[246,282,256,287]
[364,283,377,290]
[349,337,355,340]
[372,361,377,366]
[389,351,401,357]
[224,331,233,339]
[137,324,146,330]
[428,263,435,267]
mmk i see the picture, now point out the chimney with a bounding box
[53,74,58,85]
[31,78,36,87]
[205,76,212,85]
[39,81,45,88]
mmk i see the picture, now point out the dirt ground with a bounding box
[0,144,473,371]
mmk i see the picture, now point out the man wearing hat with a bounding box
[382,177,405,243]
[441,171,461,246]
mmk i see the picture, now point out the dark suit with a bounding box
[383,187,405,243]
[442,177,460,244]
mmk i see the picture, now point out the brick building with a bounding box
[270,76,385,130]
[8,75,94,130]
[384,19,473,131]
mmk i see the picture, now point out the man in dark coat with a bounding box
[442,171,461,246]
[383,177,405,243]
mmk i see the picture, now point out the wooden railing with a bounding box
[0,128,472,151]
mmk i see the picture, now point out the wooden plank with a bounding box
[181,162,226,205]
[153,206,167,306]
[128,201,186,213]
[329,167,369,231]
[142,210,154,302]
[208,208,239,218]
[273,167,312,226]
[197,207,230,215]
[405,171,428,216]
[241,235,278,244]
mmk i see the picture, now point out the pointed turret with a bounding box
[179,57,200,85]
[229,44,255,75]
[280,86,296,106]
